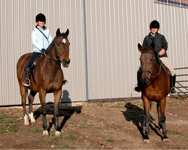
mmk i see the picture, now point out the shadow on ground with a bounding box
[33,103,82,132]
[122,102,163,140]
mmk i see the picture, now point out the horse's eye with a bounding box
[62,39,66,44]
[151,58,153,61]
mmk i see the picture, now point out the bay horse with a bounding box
[137,43,170,143]
[17,28,70,136]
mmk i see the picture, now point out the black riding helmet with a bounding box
[36,13,46,22]
[150,20,160,29]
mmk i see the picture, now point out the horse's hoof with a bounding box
[30,119,36,123]
[24,122,29,126]
[143,139,150,143]
[24,115,29,125]
[55,131,61,136]
[163,138,169,142]
[29,113,36,123]
[43,130,49,137]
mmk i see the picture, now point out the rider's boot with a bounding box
[170,75,176,93]
[135,68,143,92]
[23,67,31,87]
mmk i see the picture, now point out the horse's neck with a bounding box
[42,44,61,71]
[152,55,161,74]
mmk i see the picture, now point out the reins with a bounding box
[44,52,62,66]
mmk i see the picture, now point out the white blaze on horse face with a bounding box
[62,38,66,44]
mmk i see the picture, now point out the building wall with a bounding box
[0,0,188,105]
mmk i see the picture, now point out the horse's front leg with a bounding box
[19,85,29,125]
[28,91,37,123]
[142,95,151,143]
[53,89,62,136]
[157,98,169,142]
[39,90,48,136]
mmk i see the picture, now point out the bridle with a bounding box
[141,51,162,88]
[44,52,62,66]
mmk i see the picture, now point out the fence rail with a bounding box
[171,67,188,99]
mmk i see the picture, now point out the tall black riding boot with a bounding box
[135,68,143,92]
[170,75,176,93]
[23,67,31,87]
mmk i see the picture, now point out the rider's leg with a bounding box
[159,57,176,93]
[23,52,41,87]
[135,67,143,92]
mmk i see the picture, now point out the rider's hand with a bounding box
[159,48,165,56]
[41,49,46,53]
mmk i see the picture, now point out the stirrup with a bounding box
[23,79,30,87]
[170,87,176,94]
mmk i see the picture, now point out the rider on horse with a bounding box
[23,13,53,87]
[23,13,68,87]
[135,20,176,93]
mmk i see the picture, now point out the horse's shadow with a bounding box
[33,102,82,133]
[122,102,163,139]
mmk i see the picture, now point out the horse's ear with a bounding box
[56,28,61,36]
[138,43,143,52]
[65,29,69,37]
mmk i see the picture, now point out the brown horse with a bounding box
[138,43,170,143]
[17,28,70,136]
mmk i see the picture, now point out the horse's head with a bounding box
[55,28,70,68]
[138,43,156,84]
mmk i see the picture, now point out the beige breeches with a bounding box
[159,57,175,76]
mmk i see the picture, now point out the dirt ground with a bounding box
[0,97,188,149]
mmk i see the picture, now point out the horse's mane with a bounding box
[45,37,56,54]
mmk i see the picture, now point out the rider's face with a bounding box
[151,28,159,34]
[37,21,46,28]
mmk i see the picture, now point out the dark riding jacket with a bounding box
[143,32,168,57]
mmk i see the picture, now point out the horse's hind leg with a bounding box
[19,84,29,125]
[53,89,62,136]
[143,95,151,143]
[157,98,169,142]
[28,91,37,123]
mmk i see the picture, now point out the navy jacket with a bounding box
[143,32,168,57]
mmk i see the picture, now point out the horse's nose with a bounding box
[141,77,149,84]
[65,59,70,64]
[63,59,70,67]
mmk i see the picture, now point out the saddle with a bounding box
[30,54,43,82]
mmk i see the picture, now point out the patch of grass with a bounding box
[32,128,43,133]
[96,103,103,107]
[60,143,69,149]
[110,102,124,108]
[63,134,78,141]
[96,126,110,130]
[50,135,64,140]
[0,110,20,134]
[106,138,115,143]
[79,124,87,128]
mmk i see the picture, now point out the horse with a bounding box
[16,28,70,136]
[137,43,170,143]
